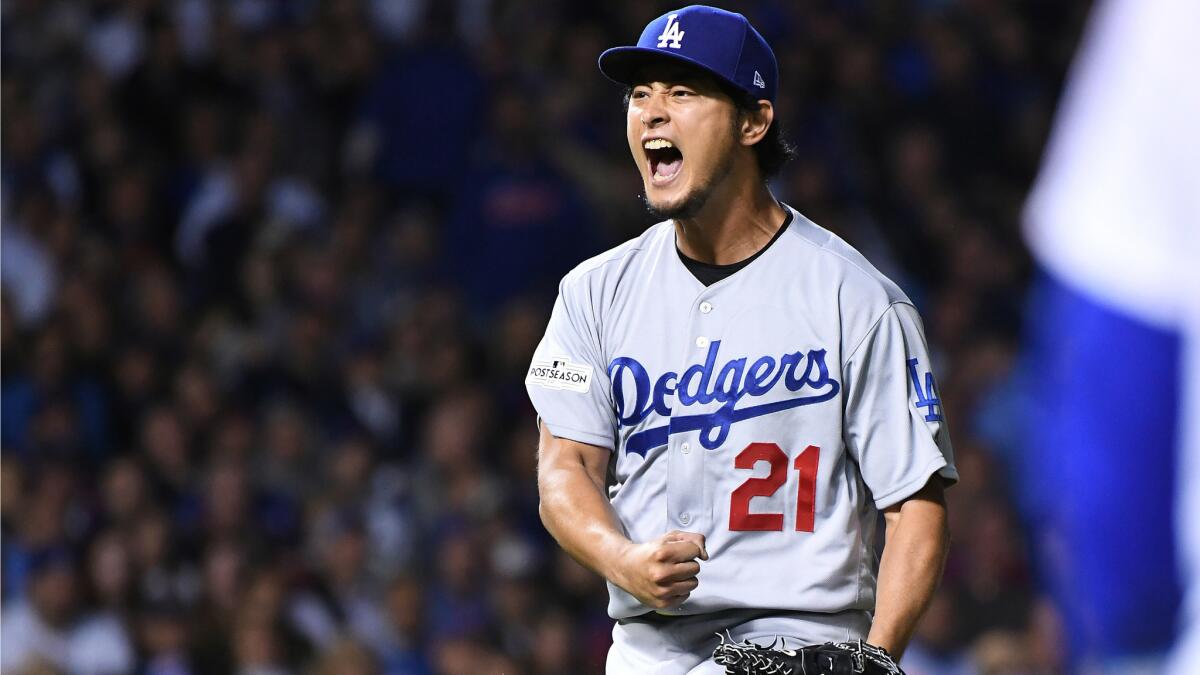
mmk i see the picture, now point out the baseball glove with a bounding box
[712,634,904,675]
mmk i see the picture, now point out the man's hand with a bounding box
[611,530,709,609]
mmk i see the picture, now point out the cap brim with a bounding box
[598,46,749,99]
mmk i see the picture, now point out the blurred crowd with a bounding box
[1,0,1092,673]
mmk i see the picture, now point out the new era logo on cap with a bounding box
[598,5,779,103]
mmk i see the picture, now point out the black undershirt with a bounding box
[677,210,794,286]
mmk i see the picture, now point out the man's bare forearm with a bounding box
[536,430,632,582]
[536,427,708,609]
[866,479,949,659]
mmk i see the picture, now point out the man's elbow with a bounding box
[537,496,552,530]
[919,497,951,568]
[536,463,568,531]
[536,466,554,526]
[890,483,951,554]
[911,494,950,549]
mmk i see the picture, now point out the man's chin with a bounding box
[643,187,706,221]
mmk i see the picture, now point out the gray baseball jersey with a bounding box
[526,204,957,620]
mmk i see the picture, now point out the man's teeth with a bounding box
[644,139,675,150]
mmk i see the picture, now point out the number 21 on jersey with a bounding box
[729,443,819,532]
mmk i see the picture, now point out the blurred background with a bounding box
[1,1,1096,673]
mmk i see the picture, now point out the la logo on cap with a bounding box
[657,13,685,48]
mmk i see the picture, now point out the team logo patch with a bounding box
[527,356,593,393]
[907,357,943,422]
[656,13,685,49]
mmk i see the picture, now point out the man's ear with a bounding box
[739,100,774,147]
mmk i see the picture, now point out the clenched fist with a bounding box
[610,530,709,609]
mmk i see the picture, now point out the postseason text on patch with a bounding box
[526,356,594,394]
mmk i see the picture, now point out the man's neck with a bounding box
[673,179,787,265]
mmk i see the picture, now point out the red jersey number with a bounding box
[729,443,820,532]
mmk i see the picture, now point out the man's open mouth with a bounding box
[644,138,683,184]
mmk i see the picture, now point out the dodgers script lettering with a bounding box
[609,340,840,456]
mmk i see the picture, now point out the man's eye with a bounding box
[631,91,649,99]
[672,90,694,98]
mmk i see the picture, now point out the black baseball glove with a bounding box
[712,635,904,675]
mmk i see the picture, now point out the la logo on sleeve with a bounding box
[527,356,594,393]
[906,357,943,422]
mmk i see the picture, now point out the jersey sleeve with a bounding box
[842,302,957,509]
[525,279,616,450]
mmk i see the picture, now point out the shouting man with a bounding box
[527,6,956,673]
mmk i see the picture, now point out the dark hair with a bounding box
[622,81,796,180]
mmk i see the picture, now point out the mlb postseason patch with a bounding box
[527,356,593,393]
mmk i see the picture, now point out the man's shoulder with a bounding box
[558,221,671,292]
[782,208,912,308]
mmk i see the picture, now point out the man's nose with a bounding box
[640,95,669,128]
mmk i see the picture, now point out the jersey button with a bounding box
[699,301,713,314]
[696,336,709,349]
[680,442,690,454]
[679,512,691,525]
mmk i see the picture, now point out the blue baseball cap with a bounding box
[598,5,778,103]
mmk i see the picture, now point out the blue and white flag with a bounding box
[1023,0,1199,670]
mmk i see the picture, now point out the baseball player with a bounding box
[526,6,957,674]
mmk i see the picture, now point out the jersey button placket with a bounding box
[673,295,716,530]
[696,295,719,525]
